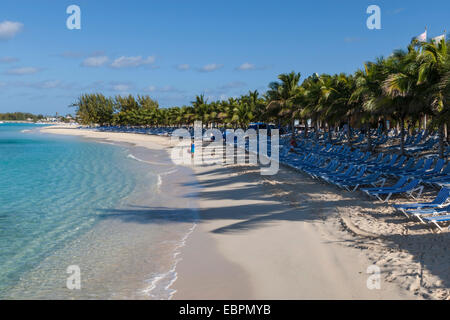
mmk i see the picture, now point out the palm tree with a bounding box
[307,74,335,142]
[320,74,355,145]
[351,58,387,151]
[383,45,427,155]
[416,39,450,158]
[233,101,254,129]
[266,71,302,135]
[299,73,322,138]
[191,94,212,127]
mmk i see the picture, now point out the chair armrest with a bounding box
[411,186,424,199]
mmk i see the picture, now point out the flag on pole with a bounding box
[416,29,427,42]
[433,33,446,44]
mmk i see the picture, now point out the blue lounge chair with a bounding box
[393,188,450,217]
[423,163,450,186]
[372,154,399,171]
[331,165,367,184]
[365,179,423,202]
[337,172,386,192]
[363,153,383,165]
[394,158,425,176]
[423,215,450,231]
[401,204,450,223]
[388,158,415,176]
[321,165,356,182]
[368,154,391,168]
[421,158,445,177]
[361,176,408,194]
[402,158,434,178]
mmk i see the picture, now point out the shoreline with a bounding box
[39,126,254,299]
[39,126,449,300]
[7,126,199,299]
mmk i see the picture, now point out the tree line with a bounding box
[0,112,45,121]
[72,38,450,157]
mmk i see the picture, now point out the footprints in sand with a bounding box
[229,165,450,300]
[260,176,303,207]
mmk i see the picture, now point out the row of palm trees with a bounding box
[72,91,267,129]
[72,38,450,157]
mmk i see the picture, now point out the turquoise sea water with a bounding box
[0,123,197,299]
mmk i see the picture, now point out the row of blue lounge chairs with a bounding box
[90,125,449,231]
[308,128,441,153]
[95,126,177,136]
[280,140,450,231]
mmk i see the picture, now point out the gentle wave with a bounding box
[127,153,169,166]
[1,124,197,300]
[141,221,197,300]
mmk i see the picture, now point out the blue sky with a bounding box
[0,0,448,115]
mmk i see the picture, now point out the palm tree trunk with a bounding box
[366,124,373,151]
[291,118,295,137]
[328,123,332,144]
[439,124,445,159]
[304,120,308,138]
[347,117,352,147]
[400,117,405,155]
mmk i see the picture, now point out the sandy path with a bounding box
[174,164,414,299]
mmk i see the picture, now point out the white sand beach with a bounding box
[41,126,450,300]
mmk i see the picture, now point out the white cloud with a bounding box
[235,62,270,71]
[111,83,133,92]
[146,85,183,93]
[0,21,23,40]
[236,62,256,71]
[218,81,247,90]
[110,56,155,68]
[176,64,190,71]
[6,67,40,75]
[81,56,109,67]
[113,84,130,91]
[34,80,62,89]
[6,80,75,90]
[23,80,62,89]
[0,56,19,64]
[198,63,223,72]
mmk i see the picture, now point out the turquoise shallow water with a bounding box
[0,123,197,299]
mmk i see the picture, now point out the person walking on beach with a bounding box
[289,137,298,153]
[190,139,195,160]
